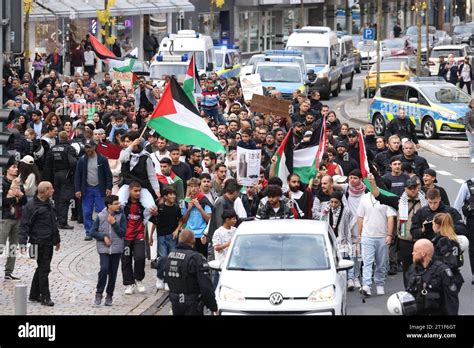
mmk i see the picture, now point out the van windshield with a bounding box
[150,64,188,79]
[287,46,328,65]
[257,65,302,83]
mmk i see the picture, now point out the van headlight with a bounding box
[307,285,335,302]
[439,110,457,120]
[317,72,328,78]
[220,286,245,303]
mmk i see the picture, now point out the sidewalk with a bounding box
[341,98,470,158]
[0,223,163,315]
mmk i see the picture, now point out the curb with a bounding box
[339,97,370,126]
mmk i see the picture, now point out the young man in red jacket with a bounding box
[121,182,158,295]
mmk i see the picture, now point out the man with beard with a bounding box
[286,174,312,219]
[396,141,429,180]
[292,99,312,124]
[149,136,170,171]
[157,158,185,202]
[203,152,217,176]
[212,163,228,197]
[170,147,192,192]
[292,122,305,144]
[188,148,203,178]
[385,108,420,148]
[312,175,335,220]
[334,142,359,176]
[118,131,160,208]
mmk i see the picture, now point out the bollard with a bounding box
[356,87,362,105]
[15,284,27,315]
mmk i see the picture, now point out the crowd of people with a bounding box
[1,41,474,315]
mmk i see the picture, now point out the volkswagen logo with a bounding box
[269,292,283,305]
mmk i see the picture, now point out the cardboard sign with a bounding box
[250,94,291,118]
[236,147,262,186]
[240,73,263,101]
[111,71,136,91]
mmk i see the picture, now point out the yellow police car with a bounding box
[215,46,241,78]
[369,77,470,139]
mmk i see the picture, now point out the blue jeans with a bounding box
[204,107,225,124]
[361,236,388,287]
[83,185,105,236]
[156,234,176,280]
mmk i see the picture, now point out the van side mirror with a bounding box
[337,259,354,272]
[330,59,337,67]
[409,97,418,103]
[207,62,214,71]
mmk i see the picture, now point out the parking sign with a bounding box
[363,28,375,41]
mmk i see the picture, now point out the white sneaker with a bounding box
[360,285,371,297]
[347,279,355,291]
[155,278,165,290]
[354,278,361,289]
[136,280,146,293]
[164,283,170,291]
[376,286,385,295]
[124,284,135,295]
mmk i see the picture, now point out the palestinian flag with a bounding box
[358,129,397,197]
[112,48,138,73]
[157,171,183,186]
[183,54,202,105]
[88,33,124,61]
[275,129,318,186]
[147,77,225,154]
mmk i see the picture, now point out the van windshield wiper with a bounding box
[226,267,257,271]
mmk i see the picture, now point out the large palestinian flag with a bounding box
[183,54,202,106]
[147,78,225,154]
[88,34,125,61]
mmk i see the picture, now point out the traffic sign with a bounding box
[363,28,375,41]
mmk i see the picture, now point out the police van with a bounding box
[255,50,307,80]
[214,46,241,78]
[369,78,469,139]
[158,30,216,76]
[286,26,342,99]
[338,35,356,90]
[149,54,189,87]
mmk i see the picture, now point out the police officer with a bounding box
[165,230,218,315]
[406,239,460,315]
[385,108,420,149]
[43,131,78,229]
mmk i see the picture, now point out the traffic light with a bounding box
[0,109,17,167]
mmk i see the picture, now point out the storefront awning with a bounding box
[30,0,194,22]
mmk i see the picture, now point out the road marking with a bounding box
[436,170,452,176]
[428,163,436,168]
[453,178,465,185]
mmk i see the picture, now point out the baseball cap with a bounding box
[336,141,348,149]
[348,128,358,137]
[404,176,420,188]
[84,139,97,147]
[62,82,69,87]
[20,155,34,165]
[332,175,347,184]
[423,168,438,183]
[293,122,303,128]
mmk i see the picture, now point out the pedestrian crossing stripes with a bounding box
[436,170,452,176]
[428,163,436,168]
[453,178,466,185]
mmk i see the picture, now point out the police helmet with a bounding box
[387,291,417,315]
[457,235,469,253]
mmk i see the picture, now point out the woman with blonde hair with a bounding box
[432,213,464,294]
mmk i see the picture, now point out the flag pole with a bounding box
[139,124,149,139]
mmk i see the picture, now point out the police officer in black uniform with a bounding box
[43,131,78,229]
[385,107,420,148]
[406,239,460,315]
[165,230,218,315]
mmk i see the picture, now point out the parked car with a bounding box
[210,219,353,315]
[452,24,474,46]
[357,41,391,68]
[369,78,469,139]
[428,44,474,76]
[434,30,452,46]
[382,38,413,56]
[363,60,412,97]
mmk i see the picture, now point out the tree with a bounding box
[97,0,117,46]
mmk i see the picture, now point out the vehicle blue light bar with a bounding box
[265,49,302,56]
